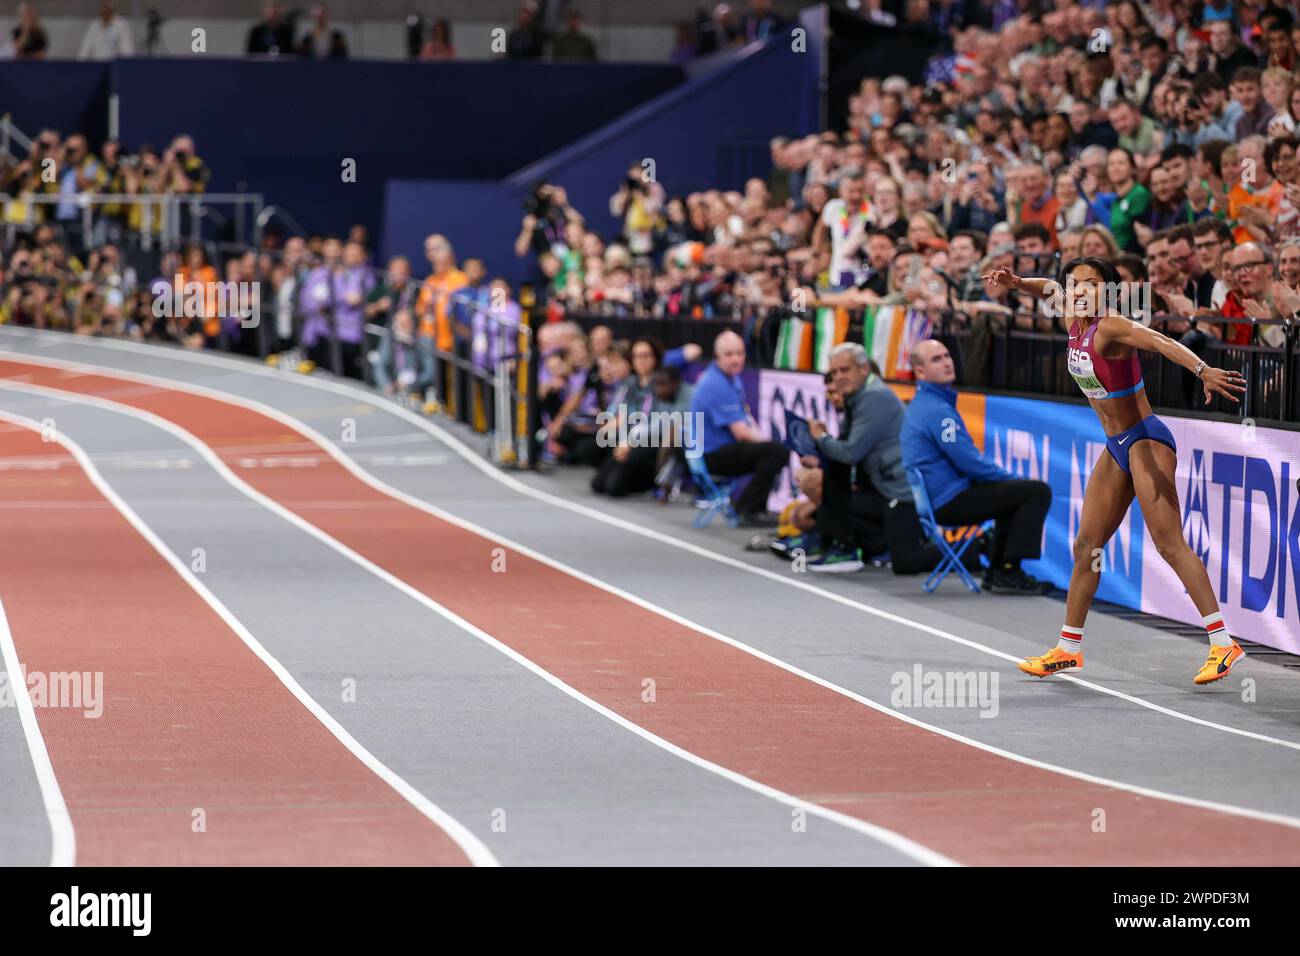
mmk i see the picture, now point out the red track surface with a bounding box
[4,357,1300,865]
[0,417,470,866]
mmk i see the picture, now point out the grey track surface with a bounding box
[0,342,914,867]
[2,327,1299,865]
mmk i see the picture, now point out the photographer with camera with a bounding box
[610,161,665,257]
[161,135,209,195]
[514,181,583,283]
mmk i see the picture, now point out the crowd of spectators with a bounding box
[0,0,781,64]
[514,1,1297,411]
[6,0,1300,576]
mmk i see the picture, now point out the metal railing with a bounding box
[936,309,1298,426]
[3,193,268,252]
[550,305,1297,426]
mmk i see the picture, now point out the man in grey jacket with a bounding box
[805,342,944,574]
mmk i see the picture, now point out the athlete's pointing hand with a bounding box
[1199,365,1247,405]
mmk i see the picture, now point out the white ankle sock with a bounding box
[1057,625,1084,652]
[1203,611,1231,647]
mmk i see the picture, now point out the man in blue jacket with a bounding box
[805,343,944,575]
[900,339,1053,594]
[691,330,788,527]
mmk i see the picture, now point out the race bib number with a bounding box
[1067,347,1109,400]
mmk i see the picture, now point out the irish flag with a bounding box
[862,304,934,379]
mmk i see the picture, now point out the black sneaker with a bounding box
[984,567,1053,594]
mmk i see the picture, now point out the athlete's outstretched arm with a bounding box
[981,268,1060,301]
[1098,315,1247,405]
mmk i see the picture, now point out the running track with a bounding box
[1,327,1298,867]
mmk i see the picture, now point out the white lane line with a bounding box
[0,380,953,867]
[0,597,76,867]
[0,406,499,869]
[2,333,1298,756]
[5,372,1300,839]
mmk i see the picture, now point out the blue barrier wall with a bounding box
[382,180,528,281]
[2,58,683,240]
[382,28,820,282]
[0,61,110,145]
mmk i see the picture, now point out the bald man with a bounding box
[689,330,788,526]
[900,339,1053,594]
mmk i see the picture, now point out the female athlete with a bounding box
[983,257,1248,685]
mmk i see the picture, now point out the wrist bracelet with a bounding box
[1193,360,1207,378]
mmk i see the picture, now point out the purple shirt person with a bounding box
[300,239,374,346]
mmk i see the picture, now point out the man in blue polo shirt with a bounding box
[691,330,788,527]
[900,339,1053,594]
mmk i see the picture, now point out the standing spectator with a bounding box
[1008,163,1061,249]
[1232,68,1275,140]
[815,167,871,289]
[161,135,210,195]
[365,255,418,330]
[1108,99,1158,156]
[247,1,296,55]
[1208,19,1259,85]
[6,3,48,59]
[1104,147,1151,252]
[691,330,788,527]
[1227,136,1282,245]
[299,4,347,58]
[610,162,665,257]
[901,338,1053,593]
[78,1,133,59]
[54,136,99,248]
[551,8,597,61]
[739,0,786,43]
[419,19,455,60]
[507,1,546,59]
[416,234,469,403]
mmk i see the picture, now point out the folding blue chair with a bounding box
[686,454,740,529]
[906,467,991,594]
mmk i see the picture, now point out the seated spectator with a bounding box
[803,344,946,575]
[901,339,1053,594]
[691,330,788,527]
[374,308,432,401]
[547,332,606,466]
[648,364,696,499]
[592,337,663,497]
[769,372,839,552]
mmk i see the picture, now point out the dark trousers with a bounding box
[591,444,658,497]
[817,463,945,573]
[703,441,788,515]
[932,479,1051,567]
[557,422,607,467]
[307,338,364,380]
